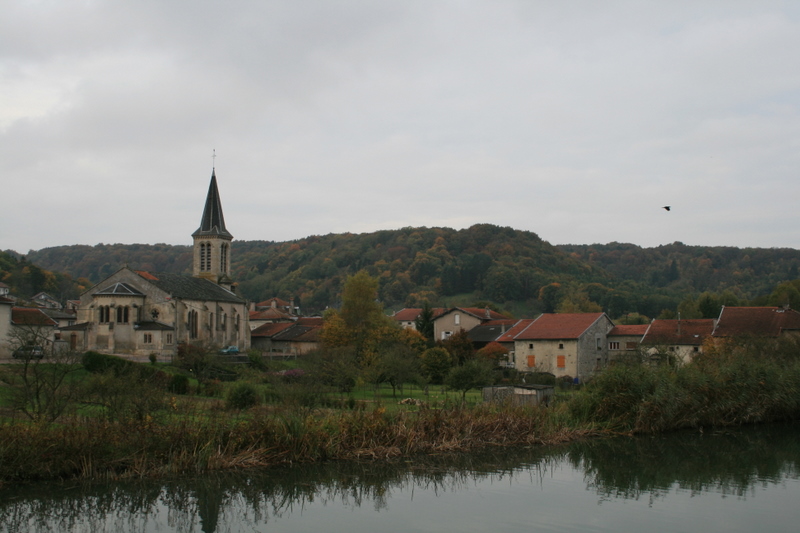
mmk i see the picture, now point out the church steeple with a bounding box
[193,169,233,239]
[193,169,234,288]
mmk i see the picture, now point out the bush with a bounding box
[168,374,190,395]
[82,351,135,375]
[226,382,259,410]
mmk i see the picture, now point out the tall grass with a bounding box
[0,402,585,485]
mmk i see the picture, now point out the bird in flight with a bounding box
[662,206,671,211]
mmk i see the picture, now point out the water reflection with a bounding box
[1,422,798,533]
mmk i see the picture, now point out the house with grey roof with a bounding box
[74,169,249,358]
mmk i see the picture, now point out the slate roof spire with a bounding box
[193,169,233,239]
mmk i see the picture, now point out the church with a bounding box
[74,170,250,357]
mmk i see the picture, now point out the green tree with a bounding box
[445,359,494,403]
[376,344,422,397]
[414,301,435,342]
[421,347,453,385]
[697,292,721,319]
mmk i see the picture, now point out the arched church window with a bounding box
[200,242,212,272]
[220,243,228,272]
[116,306,129,323]
[188,310,199,339]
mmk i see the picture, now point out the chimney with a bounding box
[485,307,491,319]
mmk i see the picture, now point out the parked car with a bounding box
[219,345,240,355]
[12,346,44,359]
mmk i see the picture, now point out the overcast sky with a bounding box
[3,1,800,254]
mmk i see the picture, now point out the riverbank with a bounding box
[0,402,605,485]
[2,336,800,486]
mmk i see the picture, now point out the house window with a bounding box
[116,306,129,323]
[596,337,602,350]
[668,346,675,352]
[454,314,460,326]
[557,355,566,369]
[166,333,173,345]
[442,331,452,340]
[529,343,533,349]
[527,355,536,368]
[99,306,111,323]
[693,346,699,352]
[143,333,153,344]
[558,343,564,350]
[609,341,620,350]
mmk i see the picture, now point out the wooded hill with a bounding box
[16,224,800,319]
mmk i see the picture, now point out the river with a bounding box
[1,422,798,532]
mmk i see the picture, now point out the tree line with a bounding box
[19,224,800,320]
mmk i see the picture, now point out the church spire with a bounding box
[192,168,234,286]
[193,169,233,239]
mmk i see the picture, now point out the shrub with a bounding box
[168,374,190,395]
[226,382,259,410]
[82,351,135,375]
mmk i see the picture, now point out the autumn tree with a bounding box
[439,329,475,365]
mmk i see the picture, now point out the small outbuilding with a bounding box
[482,384,554,407]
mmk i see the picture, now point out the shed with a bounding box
[482,384,554,407]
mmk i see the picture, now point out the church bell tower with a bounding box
[192,169,234,290]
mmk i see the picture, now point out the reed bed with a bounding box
[0,403,596,485]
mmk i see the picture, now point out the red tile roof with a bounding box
[713,307,800,337]
[496,319,537,343]
[296,317,323,326]
[609,324,649,336]
[451,307,510,320]
[642,319,715,345]
[135,271,159,281]
[506,313,607,340]
[251,322,295,337]
[256,297,291,308]
[11,307,58,326]
[249,308,292,321]
[391,307,447,321]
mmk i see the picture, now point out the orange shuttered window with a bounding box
[527,355,535,367]
[557,355,566,369]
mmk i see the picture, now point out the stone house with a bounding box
[502,312,615,382]
[74,169,249,358]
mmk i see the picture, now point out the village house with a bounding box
[433,307,510,341]
[74,169,250,358]
[712,306,800,339]
[391,307,447,330]
[31,292,62,309]
[466,319,519,351]
[606,323,648,363]
[500,312,615,382]
[248,306,295,331]
[250,317,323,356]
[641,318,715,364]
